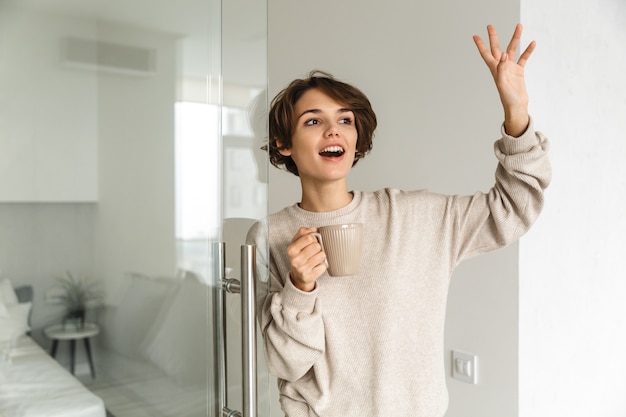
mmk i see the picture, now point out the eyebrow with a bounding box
[297,107,353,119]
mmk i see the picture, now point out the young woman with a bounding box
[248,24,551,416]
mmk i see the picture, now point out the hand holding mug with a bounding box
[287,227,327,292]
[312,223,363,277]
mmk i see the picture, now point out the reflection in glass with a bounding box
[0,0,269,415]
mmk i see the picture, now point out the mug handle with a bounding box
[311,232,330,269]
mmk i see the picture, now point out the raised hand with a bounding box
[473,24,535,137]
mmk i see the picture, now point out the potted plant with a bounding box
[53,272,102,329]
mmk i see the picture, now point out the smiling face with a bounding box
[278,88,358,185]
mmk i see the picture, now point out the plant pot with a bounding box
[63,308,86,329]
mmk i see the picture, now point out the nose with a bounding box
[326,125,339,137]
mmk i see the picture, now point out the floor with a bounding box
[50,343,211,417]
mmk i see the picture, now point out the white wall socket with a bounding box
[451,350,478,384]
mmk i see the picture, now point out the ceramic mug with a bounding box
[313,223,363,277]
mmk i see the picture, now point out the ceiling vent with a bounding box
[61,37,156,76]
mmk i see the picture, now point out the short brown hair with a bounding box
[268,70,377,176]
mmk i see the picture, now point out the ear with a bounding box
[276,138,292,156]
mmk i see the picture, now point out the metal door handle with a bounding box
[240,244,258,417]
[213,242,257,417]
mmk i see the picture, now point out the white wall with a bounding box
[268,0,521,415]
[520,0,626,415]
[94,21,178,298]
[0,9,179,345]
[0,6,101,345]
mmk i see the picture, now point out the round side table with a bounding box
[44,323,100,378]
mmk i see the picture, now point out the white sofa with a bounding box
[0,278,106,417]
[87,273,214,417]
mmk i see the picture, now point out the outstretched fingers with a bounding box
[486,24,503,59]
[517,40,536,68]
[473,34,497,72]
[504,24,522,60]
[506,23,536,67]
[473,24,508,67]
[474,24,536,69]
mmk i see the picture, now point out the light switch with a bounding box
[451,350,478,384]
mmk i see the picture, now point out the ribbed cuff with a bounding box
[499,116,538,155]
[280,277,318,315]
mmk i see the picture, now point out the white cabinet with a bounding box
[0,8,98,202]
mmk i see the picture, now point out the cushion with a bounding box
[0,278,19,318]
[0,302,32,343]
[0,278,19,305]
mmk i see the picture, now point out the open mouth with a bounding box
[319,145,345,158]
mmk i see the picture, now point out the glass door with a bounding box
[210,0,272,416]
[0,0,272,416]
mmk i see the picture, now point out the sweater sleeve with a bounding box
[452,118,551,262]
[247,221,326,382]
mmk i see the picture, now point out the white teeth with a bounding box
[320,146,344,153]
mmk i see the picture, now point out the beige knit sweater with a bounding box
[248,121,551,417]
